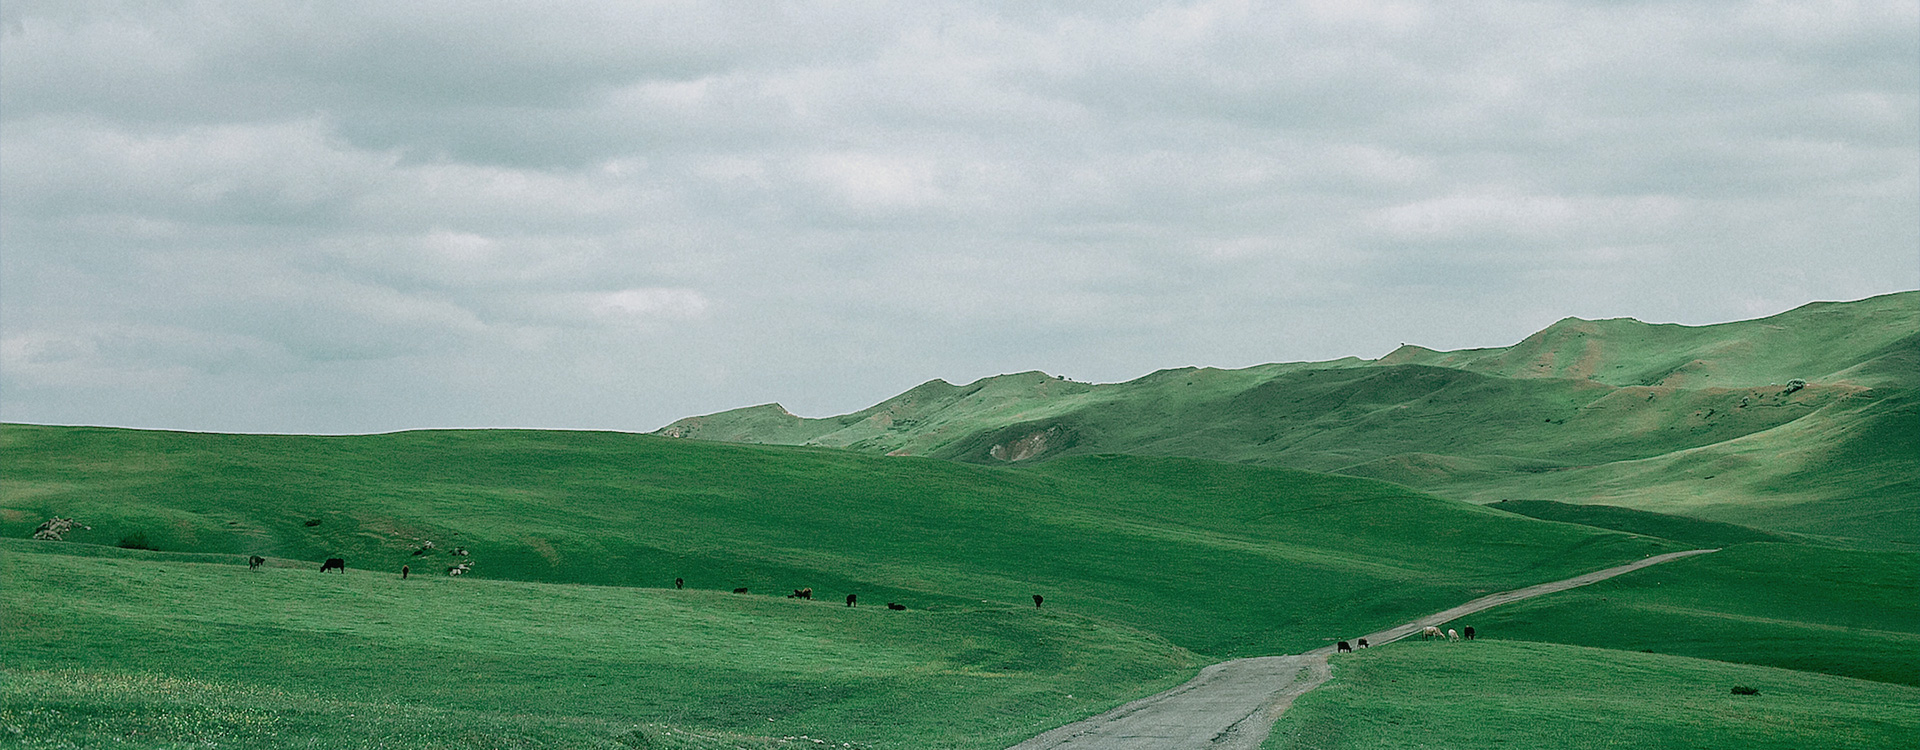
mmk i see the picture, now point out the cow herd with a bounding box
[266,554,1044,615]
[262,553,1480,648]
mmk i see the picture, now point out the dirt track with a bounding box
[1006,548,1719,750]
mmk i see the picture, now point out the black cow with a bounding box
[886,602,907,611]
[675,578,685,590]
[320,558,345,573]
[1463,626,1476,640]
[1033,594,1044,609]
[1357,638,1370,649]
[733,587,749,594]
[401,565,410,580]
[248,555,265,570]
[846,593,857,607]
[1336,641,1352,653]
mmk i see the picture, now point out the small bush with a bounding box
[1731,685,1760,695]
[117,532,157,551]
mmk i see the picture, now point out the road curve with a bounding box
[1006,548,1719,750]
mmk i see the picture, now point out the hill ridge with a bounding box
[656,291,1918,545]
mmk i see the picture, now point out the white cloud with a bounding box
[2,0,1913,433]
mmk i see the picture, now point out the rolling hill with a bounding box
[4,424,1718,748]
[0,424,1673,659]
[657,291,1918,545]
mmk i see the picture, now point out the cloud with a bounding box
[2,0,1913,433]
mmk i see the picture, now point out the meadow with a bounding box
[1267,639,1920,750]
[1461,542,1920,686]
[0,425,1675,659]
[3,541,1191,749]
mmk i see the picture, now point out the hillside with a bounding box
[0,425,1673,659]
[1269,640,1919,750]
[657,292,1919,545]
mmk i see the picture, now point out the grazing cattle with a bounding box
[447,562,471,576]
[1336,641,1352,653]
[886,602,907,611]
[248,555,265,570]
[675,578,685,590]
[1422,626,1443,640]
[1447,628,1460,641]
[788,587,813,600]
[451,547,469,557]
[846,593,857,607]
[1357,638,1369,649]
[1033,594,1044,609]
[320,558,346,573]
[733,587,749,594]
[1463,626,1475,640]
[401,565,410,580]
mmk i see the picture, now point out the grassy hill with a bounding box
[0,424,1674,659]
[657,292,1918,545]
[5,424,1912,747]
[1456,542,1920,686]
[2,541,1192,750]
[1268,639,1920,750]
[2,424,1711,748]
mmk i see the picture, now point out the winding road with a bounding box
[1007,549,1719,750]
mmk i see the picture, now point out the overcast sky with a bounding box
[3,1,1915,434]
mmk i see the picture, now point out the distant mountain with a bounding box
[658,291,1919,545]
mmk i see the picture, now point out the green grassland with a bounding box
[2,425,1716,748]
[0,425,1675,660]
[2,542,1192,749]
[1267,639,1920,750]
[1488,499,1796,548]
[1458,543,1920,686]
[658,291,1918,545]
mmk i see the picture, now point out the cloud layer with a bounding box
[4,1,1915,433]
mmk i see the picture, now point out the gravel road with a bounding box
[1006,548,1719,750]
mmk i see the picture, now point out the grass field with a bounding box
[1267,639,1920,750]
[0,425,1675,659]
[5,416,1912,748]
[1459,543,1920,686]
[2,542,1193,749]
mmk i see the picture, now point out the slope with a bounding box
[1268,640,1919,750]
[2,541,1193,750]
[0,424,1674,659]
[655,292,1918,544]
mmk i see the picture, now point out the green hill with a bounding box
[1459,542,1920,686]
[0,424,1673,659]
[2,542,1192,750]
[1487,499,1794,548]
[6,425,1909,747]
[1269,639,1919,750]
[657,292,1919,545]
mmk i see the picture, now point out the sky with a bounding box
[3,1,1915,435]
